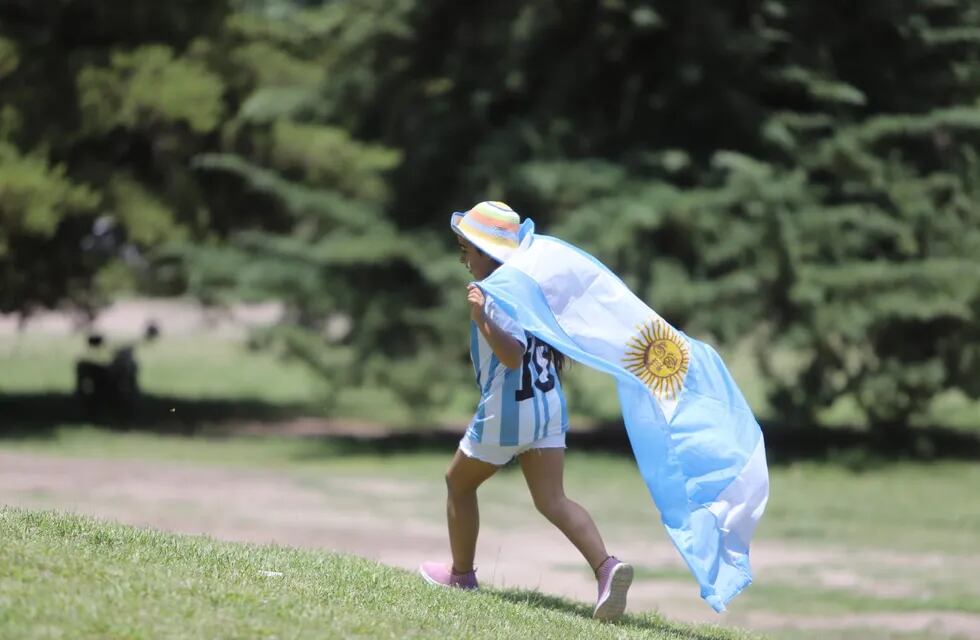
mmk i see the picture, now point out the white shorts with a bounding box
[459,432,567,466]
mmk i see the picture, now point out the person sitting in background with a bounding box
[75,322,159,418]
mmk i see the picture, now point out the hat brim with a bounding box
[449,211,515,264]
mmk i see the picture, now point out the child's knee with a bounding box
[533,493,566,520]
[445,470,476,497]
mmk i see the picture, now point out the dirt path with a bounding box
[2,450,978,638]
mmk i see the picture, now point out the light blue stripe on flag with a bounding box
[478,231,769,613]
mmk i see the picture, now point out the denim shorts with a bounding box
[458,431,567,466]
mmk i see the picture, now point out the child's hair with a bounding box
[549,346,569,379]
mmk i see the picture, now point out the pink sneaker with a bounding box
[419,562,479,590]
[593,556,633,622]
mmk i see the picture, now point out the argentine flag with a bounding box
[478,221,769,612]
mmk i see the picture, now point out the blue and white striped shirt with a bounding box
[466,296,568,446]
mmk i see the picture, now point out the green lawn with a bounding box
[0,508,755,640]
[4,332,980,639]
[0,335,322,406]
[5,426,980,640]
[0,334,470,426]
[3,333,979,430]
[6,426,980,557]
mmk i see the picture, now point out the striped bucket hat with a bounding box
[450,201,522,264]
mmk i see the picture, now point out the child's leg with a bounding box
[518,448,608,571]
[445,450,498,573]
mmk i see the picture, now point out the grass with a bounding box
[741,582,980,616]
[764,631,962,640]
[0,335,322,405]
[6,426,980,555]
[0,334,473,426]
[4,332,980,431]
[757,461,980,554]
[4,331,980,639]
[6,427,980,640]
[0,507,756,640]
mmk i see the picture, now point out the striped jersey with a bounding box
[466,296,568,446]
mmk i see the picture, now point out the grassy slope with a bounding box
[6,428,980,638]
[0,508,755,640]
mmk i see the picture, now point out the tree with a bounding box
[3,0,978,433]
[166,0,470,419]
[313,0,980,430]
[0,0,229,316]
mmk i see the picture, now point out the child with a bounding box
[418,201,634,622]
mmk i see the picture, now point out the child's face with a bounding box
[457,236,497,280]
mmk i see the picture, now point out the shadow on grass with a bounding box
[0,392,309,439]
[487,588,726,639]
[289,421,980,467]
[756,421,980,467]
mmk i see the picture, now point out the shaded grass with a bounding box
[0,335,475,428]
[0,335,320,405]
[741,582,980,616]
[0,507,756,640]
[5,333,980,434]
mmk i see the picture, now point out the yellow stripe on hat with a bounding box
[471,201,519,225]
[458,220,520,248]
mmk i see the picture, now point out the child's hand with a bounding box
[467,284,486,322]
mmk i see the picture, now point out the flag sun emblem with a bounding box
[623,318,691,399]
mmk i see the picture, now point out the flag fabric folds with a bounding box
[477,221,769,612]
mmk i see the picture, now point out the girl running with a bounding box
[419,201,633,622]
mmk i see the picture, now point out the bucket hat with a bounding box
[449,201,523,264]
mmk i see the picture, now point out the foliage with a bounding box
[76,45,225,136]
[0,140,100,312]
[2,0,979,430]
[323,0,980,431]
[0,0,230,315]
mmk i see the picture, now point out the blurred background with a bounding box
[1,1,979,638]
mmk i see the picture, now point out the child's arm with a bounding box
[467,285,525,370]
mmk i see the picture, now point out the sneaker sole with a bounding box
[593,563,633,622]
[418,566,478,590]
[419,566,449,589]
